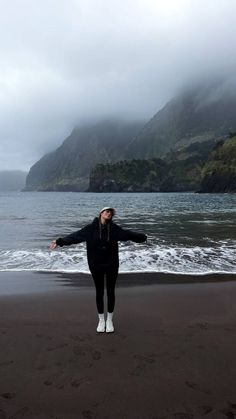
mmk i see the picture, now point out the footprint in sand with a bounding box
[197,405,213,415]
[188,322,209,331]
[108,348,116,353]
[133,354,156,364]
[185,381,210,395]
[1,392,16,399]
[69,334,85,342]
[73,345,81,355]
[55,383,65,390]
[82,410,95,418]
[70,380,81,388]
[91,350,101,360]
[0,360,14,367]
[130,352,159,376]
[46,343,68,351]
[70,377,91,388]
[73,345,87,356]
[220,408,235,418]
[195,322,209,330]
[44,380,53,386]
[130,363,146,376]
[220,403,236,418]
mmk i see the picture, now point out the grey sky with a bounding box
[0,0,236,170]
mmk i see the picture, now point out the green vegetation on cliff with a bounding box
[89,139,216,192]
[90,136,236,193]
[200,135,236,192]
[89,159,166,192]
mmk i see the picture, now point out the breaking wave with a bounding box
[1,240,236,275]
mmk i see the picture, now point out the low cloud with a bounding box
[0,0,236,170]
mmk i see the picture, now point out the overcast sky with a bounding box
[0,0,236,171]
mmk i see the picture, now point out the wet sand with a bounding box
[0,272,236,418]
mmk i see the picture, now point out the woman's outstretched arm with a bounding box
[49,223,92,250]
[115,225,147,243]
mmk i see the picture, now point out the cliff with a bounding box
[24,119,144,191]
[89,139,216,192]
[200,134,236,192]
[126,80,236,159]
[25,79,236,192]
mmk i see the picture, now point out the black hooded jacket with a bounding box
[56,217,147,272]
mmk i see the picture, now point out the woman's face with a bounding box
[100,209,113,223]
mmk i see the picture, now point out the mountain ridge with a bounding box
[25,80,236,192]
[24,119,145,191]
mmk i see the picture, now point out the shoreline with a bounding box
[0,271,236,299]
[1,270,236,297]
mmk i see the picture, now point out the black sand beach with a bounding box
[0,271,236,418]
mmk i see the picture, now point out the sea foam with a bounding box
[0,240,235,274]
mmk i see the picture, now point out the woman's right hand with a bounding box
[49,240,57,250]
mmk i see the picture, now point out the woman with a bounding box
[49,207,147,333]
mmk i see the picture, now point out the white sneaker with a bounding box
[96,314,105,333]
[106,312,114,333]
[106,319,114,333]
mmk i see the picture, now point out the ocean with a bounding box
[0,191,236,275]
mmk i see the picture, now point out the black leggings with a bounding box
[91,269,118,314]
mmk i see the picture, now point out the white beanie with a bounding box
[99,207,116,216]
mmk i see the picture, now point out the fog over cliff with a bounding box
[0,0,236,170]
